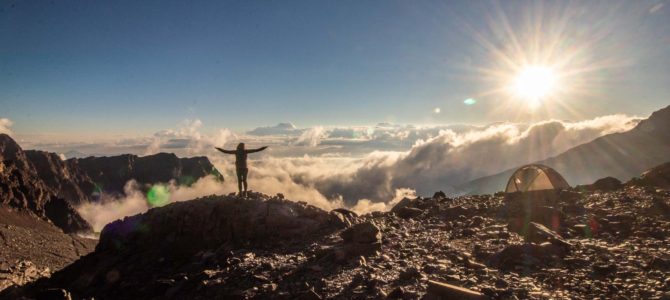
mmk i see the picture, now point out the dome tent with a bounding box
[505,164,570,193]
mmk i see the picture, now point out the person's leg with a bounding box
[241,168,248,194]
[236,169,243,195]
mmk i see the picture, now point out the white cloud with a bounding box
[50,114,643,230]
[144,119,237,156]
[0,118,13,135]
[247,123,300,136]
[293,126,326,147]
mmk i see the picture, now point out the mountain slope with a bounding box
[460,104,670,194]
[72,152,224,197]
[0,134,90,233]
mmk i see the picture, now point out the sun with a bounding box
[512,66,557,107]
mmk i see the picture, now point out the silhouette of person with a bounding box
[216,143,268,197]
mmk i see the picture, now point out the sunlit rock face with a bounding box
[0,134,90,233]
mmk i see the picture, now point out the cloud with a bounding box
[77,176,231,231]
[74,113,639,231]
[293,126,326,146]
[649,3,664,14]
[308,114,640,204]
[247,123,300,136]
[144,119,236,156]
[0,118,13,135]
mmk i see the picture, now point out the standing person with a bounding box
[215,143,268,197]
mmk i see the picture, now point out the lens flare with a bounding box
[147,185,170,207]
[464,98,477,105]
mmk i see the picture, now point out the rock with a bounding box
[332,221,382,262]
[592,263,617,276]
[443,206,470,219]
[648,256,670,271]
[518,222,571,249]
[98,196,335,257]
[329,208,359,228]
[647,197,670,216]
[394,207,423,219]
[398,266,423,281]
[0,134,91,233]
[391,197,415,213]
[507,206,565,233]
[433,191,447,199]
[579,177,623,192]
[425,280,488,300]
[634,162,670,189]
[36,288,72,300]
[340,221,381,244]
[488,243,566,271]
[387,286,405,299]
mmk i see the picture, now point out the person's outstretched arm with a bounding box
[215,147,236,154]
[246,146,268,153]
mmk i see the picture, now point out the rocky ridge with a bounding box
[6,173,670,299]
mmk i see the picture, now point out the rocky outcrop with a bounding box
[578,176,624,192]
[97,194,333,257]
[1,133,225,233]
[5,194,339,299]
[72,152,224,197]
[631,161,670,189]
[4,186,670,299]
[0,134,90,233]
[25,150,96,206]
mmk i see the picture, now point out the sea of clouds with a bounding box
[4,114,640,231]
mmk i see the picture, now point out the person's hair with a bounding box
[237,143,245,150]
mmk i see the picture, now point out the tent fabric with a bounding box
[505,164,570,193]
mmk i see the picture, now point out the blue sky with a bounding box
[1,0,669,136]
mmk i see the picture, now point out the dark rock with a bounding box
[390,197,415,213]
[340,221,381,244]
[398,266,422,281]
[73,152,224,196]
[394,207,423,219]
[507,205,565,233]
[578,177,623,192]
[633,162,670,189]
[98,196,333,256]
[488,243,566,271]
[516,222,571,249]
[36,288,72,300]
[0,134,91,233]
[386,286,404,299]
[329,208,358,228]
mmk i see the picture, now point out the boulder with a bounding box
[98,196,335,257]
[515,222,571,249]
[394,207,423,219]
[488,242,567,271]
[334,221,382,262]
[329,208,358,228]
[390,197,415,213]
[633,162,670,189]
[578,177,623,192]
[340,221,381,244]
